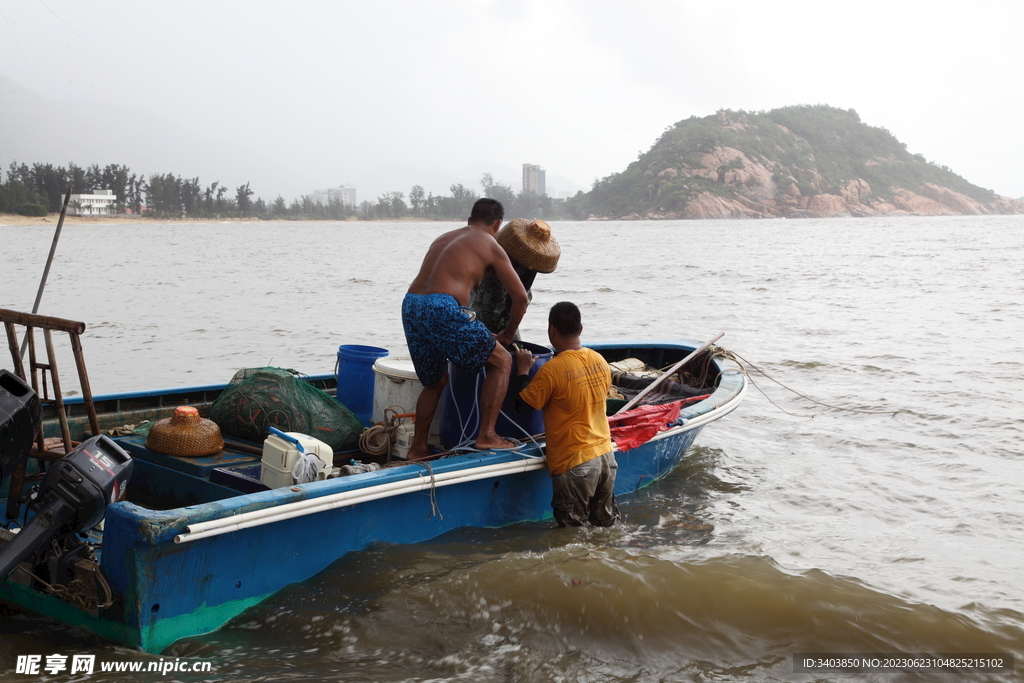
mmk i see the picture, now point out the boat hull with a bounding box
[0,340,745,653]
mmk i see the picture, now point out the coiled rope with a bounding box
[358,423,392,456]
[358,406,411,457]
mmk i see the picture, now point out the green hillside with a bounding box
[569,105,1003,219]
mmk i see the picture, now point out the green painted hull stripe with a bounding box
[1,580,273,653]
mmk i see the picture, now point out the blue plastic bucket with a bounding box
[439,340,552,450]
[336,345,389,426]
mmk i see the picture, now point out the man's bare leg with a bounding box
[407,371,447,461]
[474,343,518,450]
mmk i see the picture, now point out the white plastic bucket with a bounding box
[371,357,440,441]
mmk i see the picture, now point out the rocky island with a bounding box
[578,105,1024,220]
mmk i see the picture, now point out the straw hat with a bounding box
[145,406,224,457]
[497,219,561,273]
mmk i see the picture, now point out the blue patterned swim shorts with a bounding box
[402,292,496,386]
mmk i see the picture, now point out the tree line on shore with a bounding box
[0,161,588,221]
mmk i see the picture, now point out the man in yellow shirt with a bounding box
[513,302,619,527]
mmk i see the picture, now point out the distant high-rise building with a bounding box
[311,185,357,207]
[522,164,546,196]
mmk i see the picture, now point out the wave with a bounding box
[165,543,1023,683]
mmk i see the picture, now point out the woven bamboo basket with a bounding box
[145,406,224,457]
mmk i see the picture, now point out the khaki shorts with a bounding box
[551,450,620,527]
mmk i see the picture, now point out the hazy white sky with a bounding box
[2,0,1023,201]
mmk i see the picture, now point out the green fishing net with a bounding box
[210,367,363,451]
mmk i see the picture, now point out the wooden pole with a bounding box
[3,321,26,380]
[614,332,725,415]
[43,328,74,453]
[21,187,72,359]
[70,331,100,438]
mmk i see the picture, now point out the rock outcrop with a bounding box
[653,143,1022,218]
[680,193,758,219]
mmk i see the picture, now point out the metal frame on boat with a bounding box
[1,313,746,653]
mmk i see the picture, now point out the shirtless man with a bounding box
[402,198,529,460]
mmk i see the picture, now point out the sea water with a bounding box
[1,215,1022,682]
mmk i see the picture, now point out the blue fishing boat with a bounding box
[0,308,746,653]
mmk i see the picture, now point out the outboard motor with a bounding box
[0,371,133,584]
[1,369,40,485]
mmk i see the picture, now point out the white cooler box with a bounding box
[260,431,333,488]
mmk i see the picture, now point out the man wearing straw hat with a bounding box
[403,198,530,460]
[470,218,560,339]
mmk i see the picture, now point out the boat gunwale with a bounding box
[106,340,746,542]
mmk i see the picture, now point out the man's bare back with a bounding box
[408,221,528,345]
[408,226,501,305]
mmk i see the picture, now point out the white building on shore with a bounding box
[311,185,357,207]
[68,189,117,215]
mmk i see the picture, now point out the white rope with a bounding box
[713,347,899,417]
[444,366,545,458]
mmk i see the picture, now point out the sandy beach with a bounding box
[0,213,436,227]
[0,212,288,227]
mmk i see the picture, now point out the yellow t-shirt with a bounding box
[519,347,613,475]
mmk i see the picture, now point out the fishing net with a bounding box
[210,367,363,451]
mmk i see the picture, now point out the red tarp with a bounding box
[607,395,710,451]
